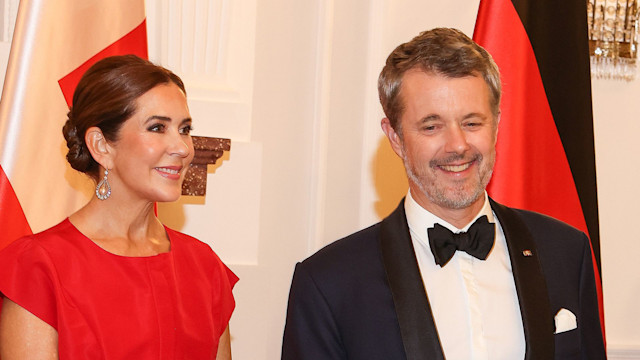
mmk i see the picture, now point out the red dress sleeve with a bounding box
[0,236,59,328]
[212,254,239,339]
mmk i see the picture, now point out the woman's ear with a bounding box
[85,127,113,169]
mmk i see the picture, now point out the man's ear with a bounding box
[381,118,404,158]
[85,127,113,169]
[493,112,501,141]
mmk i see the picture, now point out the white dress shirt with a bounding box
[404,191,525,360]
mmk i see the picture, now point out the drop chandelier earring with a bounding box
[96,169,112,200]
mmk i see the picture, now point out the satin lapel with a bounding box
[490,199,554,359]
[380,200,444,360]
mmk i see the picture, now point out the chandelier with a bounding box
[588,0,639,80]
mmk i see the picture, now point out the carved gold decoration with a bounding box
[182,136,230,196]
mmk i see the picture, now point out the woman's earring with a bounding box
[96,169,111,200]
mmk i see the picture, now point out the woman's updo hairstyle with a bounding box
[63,54,186,181]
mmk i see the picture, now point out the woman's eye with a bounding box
[180,125,193,135]
[148,123,165,132]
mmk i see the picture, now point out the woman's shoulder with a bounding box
[0,220,78,305]
[165,227,209,247]
[164,226,218,258]
[164,227,235,277]
[33,218,76,237]
[5,219,78,254]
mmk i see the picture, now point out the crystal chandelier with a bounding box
[588,0,639,80]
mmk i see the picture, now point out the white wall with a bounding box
[592,78,640,356]
[0,0,638,358]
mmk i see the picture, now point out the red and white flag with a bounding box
[0,0,148,251]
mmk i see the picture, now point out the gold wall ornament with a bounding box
[588,0,639,80]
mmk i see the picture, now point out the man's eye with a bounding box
[464,121,482,128]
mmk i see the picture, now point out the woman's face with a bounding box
[107,82,194,203]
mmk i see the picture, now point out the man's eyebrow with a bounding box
[462,112,488,120]
[420,114,440,122]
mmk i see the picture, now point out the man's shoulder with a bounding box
[510,207,585,238]
[291,219,396,313]
[491,199,583,234]
[302,222,383,272]
[492,200,589,254]
[299,200,407,277]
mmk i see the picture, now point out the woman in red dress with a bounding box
[0,55,237,359]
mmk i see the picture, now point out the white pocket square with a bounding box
[554,308,577,334]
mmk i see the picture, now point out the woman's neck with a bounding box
[69,197,170,256]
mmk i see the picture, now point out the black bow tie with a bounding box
[427,215,495,267]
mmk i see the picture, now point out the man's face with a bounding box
[382,69,497,214]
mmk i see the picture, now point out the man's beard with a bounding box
[403,151,494,210]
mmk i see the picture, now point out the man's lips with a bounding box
[438,162,472,172]
[432,153,481,173]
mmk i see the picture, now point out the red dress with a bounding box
[0,219,238,359]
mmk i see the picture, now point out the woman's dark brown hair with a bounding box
[62,55,186,181]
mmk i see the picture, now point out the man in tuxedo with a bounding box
[281,28,605,360]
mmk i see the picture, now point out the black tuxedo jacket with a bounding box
[282,199,606,360]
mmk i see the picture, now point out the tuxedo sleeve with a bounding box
[282,262,346,360]
[578,234,606,359]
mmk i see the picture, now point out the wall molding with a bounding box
[359,0,394,227]
[146,0,256,141]
[307,0,335,254]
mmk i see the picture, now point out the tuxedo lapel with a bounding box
[380,200,445,360]
[490,199,555,359]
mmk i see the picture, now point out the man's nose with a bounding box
[443,125,470,154]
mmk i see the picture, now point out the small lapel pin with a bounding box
[522,250,533,257]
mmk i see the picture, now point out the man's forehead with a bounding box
[399,70,489,104]
[396,70,497,126]
[399,70,492,105]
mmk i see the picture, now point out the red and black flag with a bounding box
[473,0,604,336]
